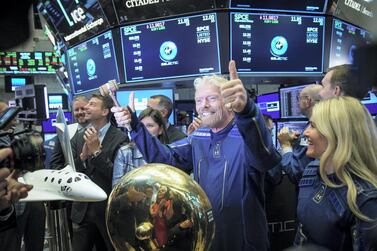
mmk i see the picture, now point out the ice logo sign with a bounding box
[159,41,178,62]
[86,58,96,77]
[270,36,288,56]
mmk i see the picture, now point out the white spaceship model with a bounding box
[19,107,107,202]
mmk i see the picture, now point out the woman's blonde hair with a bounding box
[311,96,377,221]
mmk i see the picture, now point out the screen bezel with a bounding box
[66,29,120,95]
[48,93,69,111]
[4,75,33,93]
[279,83,312,119]
[120,12,221,83]
[229,12,325,75]
[256,92,280,119]
[229,0,328,14]
[328,18,373,68]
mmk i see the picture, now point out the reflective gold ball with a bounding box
[106,163,215,251]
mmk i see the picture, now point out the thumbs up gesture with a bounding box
[221,60,248,113]
[111,91,136,130]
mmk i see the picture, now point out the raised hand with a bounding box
[187,117,202,135]
[83,127,101,155]
[111,91,135,131]
[277,126,299,148]
[221,60,248,113]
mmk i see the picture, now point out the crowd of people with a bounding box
[0,61,376,251]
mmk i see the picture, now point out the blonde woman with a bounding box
[295,96,377,250]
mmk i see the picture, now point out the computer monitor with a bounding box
[0,52,60,74]
[48,93,69,111]
[44,133,57,142]
[256,92,280,119]
[66,30,120,94]
[361,91,377,115]
[230,13,325,74]
[37,0,110,47]
[279,84,311,119]
[276,120,308,149]
[4,75,33,93]
[120,13,221,82]
[42,112,72,134]
[229,0,328,13]
[329,18,374,68]
[270,121,277,148]
[116,89,175,125]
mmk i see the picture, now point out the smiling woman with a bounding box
[295,96,377,250]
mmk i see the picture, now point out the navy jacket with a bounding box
[130,98,281,251]
[296,160,377,250]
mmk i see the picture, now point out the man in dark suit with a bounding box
[147,95,186,143]
[70,94,128,251]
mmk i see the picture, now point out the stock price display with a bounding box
[121,13,221,82]
[329,18,373,67]
[231,13,324,74]
[66,30,119,94]
[0,52,61,74]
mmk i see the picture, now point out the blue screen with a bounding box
[230,0,328,13]
[361,91,377,115]
[48,95,63,109]
[257,92,280,119]
[280,84,311,119]
[42,112,72,133]
[116,89,174,125]
[120,13,221,82]
[329,19,374,68]
[67,30,119,94]
[11,78,26,91]
[276,120,308,149]
[230,13,324,74]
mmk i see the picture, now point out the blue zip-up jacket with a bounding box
[281,124,314,184]
[295,160,377,250]
[129,98,281,251]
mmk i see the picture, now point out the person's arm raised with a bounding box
[221,60,248,113]
[111,91,136,131]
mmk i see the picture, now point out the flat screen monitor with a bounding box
[44,133,57,142]
[4,76,33,92]
[270,121,277,148]
[361,91,377,115]
[230,0,328,13]
[116,89,175,125]
[67,30,120,94]
[120,13,221,82]
[329,18,374,68]
[276,120,308,149]
[42,112,72,134]
[0,52,60,74]
[37,0,110,47]
[230,13,325,74]
[114,0,215,24]
[48,94,69,110]
[279,84,311,119]
[256,92,280,119]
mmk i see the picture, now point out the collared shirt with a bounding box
[97,122,111,144]
[77,123,91,132]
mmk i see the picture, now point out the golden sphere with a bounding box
[106,163,215,251]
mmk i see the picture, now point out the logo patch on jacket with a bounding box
[312,184,326,204]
